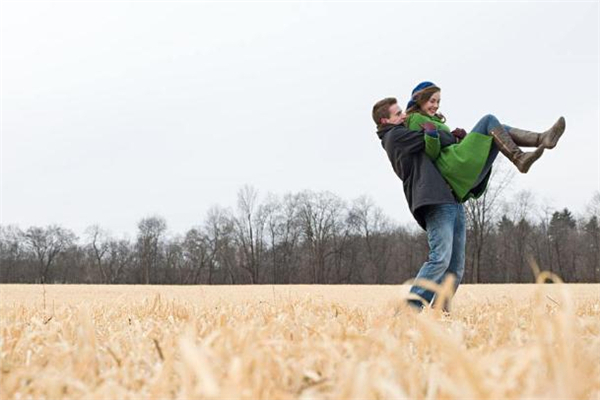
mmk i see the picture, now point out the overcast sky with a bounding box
[1,1,599,237]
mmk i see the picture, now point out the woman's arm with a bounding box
[406,113,429,132]
[407,113,451,132]
[422,122,441,160]
[406,114,441,159]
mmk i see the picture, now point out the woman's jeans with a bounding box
[471,113,511,137]
[408,203,466,308]
[470,114,508,188]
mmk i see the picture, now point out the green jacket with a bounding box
[405,113,493,202]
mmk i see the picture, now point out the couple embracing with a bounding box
[373,81,565,311]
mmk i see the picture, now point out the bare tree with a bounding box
[183,228,210,284]
[136,216,167,284]
[85,225,112,283]
[536,204,556,273]
[347,195,393,283]
[263,193,283,284]
[204,206,236,284]
[583,215,600,281]
[165,235,185,284]
[297,190,346,283]
[105,239,132,283]
[0,225,25,282]
[233,185,267,283]
[465,160,514,283]
[586,191,600,220]
[583,192,600,281]
[496,215,515,282]
[498,190,537,281]
[548,208,577,280]
[263,193,302,283]
[24,225,77,283]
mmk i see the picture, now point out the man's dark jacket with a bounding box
[377,124,458,231]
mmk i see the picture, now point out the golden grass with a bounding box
[1,282,599,399]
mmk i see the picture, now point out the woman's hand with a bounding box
[451,128,467,140]
[420,122,438,136]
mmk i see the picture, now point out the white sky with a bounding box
[1,1,599,237]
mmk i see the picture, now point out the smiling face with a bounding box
[420,90,441,117]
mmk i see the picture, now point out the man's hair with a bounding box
[372,97,397,130]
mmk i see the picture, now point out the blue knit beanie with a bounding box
[406,81,437,110]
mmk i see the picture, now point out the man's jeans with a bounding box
[408,203,466,308]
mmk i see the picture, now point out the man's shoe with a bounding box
[405,293,428,313]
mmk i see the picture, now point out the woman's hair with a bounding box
[406,85,446,123]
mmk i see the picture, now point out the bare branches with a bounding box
[23,225,77,283]
[1,187,599,285]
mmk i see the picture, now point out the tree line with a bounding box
[2,183,599,285]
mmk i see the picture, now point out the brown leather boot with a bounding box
[508,117,565,149]
[489,125,545,173]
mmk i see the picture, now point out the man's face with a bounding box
[383,104,407,125]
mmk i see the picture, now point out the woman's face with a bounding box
[420,91,441,117]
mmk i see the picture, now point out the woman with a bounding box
[404,81,565,202]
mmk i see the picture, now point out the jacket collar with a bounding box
[376,123,403,140]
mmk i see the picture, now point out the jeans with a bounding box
[470,114,506,188]
[408,203,466,309]
[470,113,512,136]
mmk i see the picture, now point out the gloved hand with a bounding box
[420,122,438,136]
[451,128,467,140]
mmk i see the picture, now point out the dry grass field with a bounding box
[1,282,599,399]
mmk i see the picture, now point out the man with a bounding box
[372,97,473,311]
